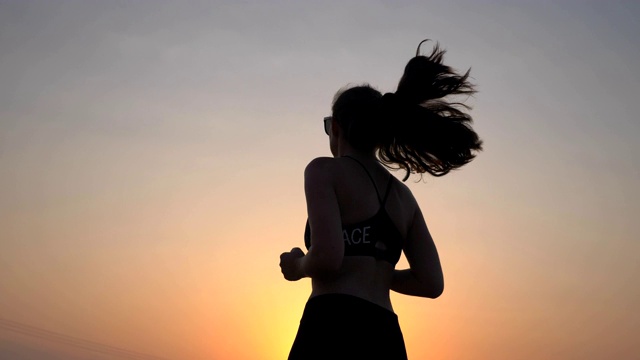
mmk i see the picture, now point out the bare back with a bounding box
[308,156,418,311]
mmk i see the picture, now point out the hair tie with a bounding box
[379,92,400,113]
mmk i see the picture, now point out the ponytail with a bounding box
[378,39,483,180]
[331,39,482,181]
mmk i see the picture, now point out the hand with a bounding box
[279,247,305,281]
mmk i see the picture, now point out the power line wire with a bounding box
[0,318,170,360]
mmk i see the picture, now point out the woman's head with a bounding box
[331,84,383,152]
[328,39,483,180]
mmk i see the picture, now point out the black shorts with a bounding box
[288,293,408,360]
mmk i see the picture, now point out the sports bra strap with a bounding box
[381,176,393,206]
[342,155,392,205]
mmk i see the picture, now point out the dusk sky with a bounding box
[1,1,639,359]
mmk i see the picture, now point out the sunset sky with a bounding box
[1,1,639,359]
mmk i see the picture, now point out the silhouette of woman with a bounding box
[279,39,483,359]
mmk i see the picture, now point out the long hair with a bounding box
[332,39,483,181]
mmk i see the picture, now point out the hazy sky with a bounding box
[1,1,639,359]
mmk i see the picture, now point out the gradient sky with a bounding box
[1,1,639,359]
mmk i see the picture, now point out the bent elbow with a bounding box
[428,282,444,299]
[414,271,444,299]
[422,278,444,299]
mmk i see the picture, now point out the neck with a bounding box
[336,141,376,161]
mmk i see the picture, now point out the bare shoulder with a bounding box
[305,156,335,169]
[304,157,340,183]
[392,176,417,199]
[305,156,337,173]
[390,176,421,212]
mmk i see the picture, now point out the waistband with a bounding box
[304,293,397,319]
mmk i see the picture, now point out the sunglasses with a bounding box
[323,116,332,135]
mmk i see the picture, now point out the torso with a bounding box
[304,155,417,312]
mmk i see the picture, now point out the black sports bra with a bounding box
[304,156,404,265]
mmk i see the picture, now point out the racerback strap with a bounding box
[342,155,393,206]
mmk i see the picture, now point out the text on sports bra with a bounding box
[343,226,371,245]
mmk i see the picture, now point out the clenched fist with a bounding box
[279,247,305,281]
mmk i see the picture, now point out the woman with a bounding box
[279,40,482,359]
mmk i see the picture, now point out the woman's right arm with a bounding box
[391,204,444,299]
[297,157,345,278]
